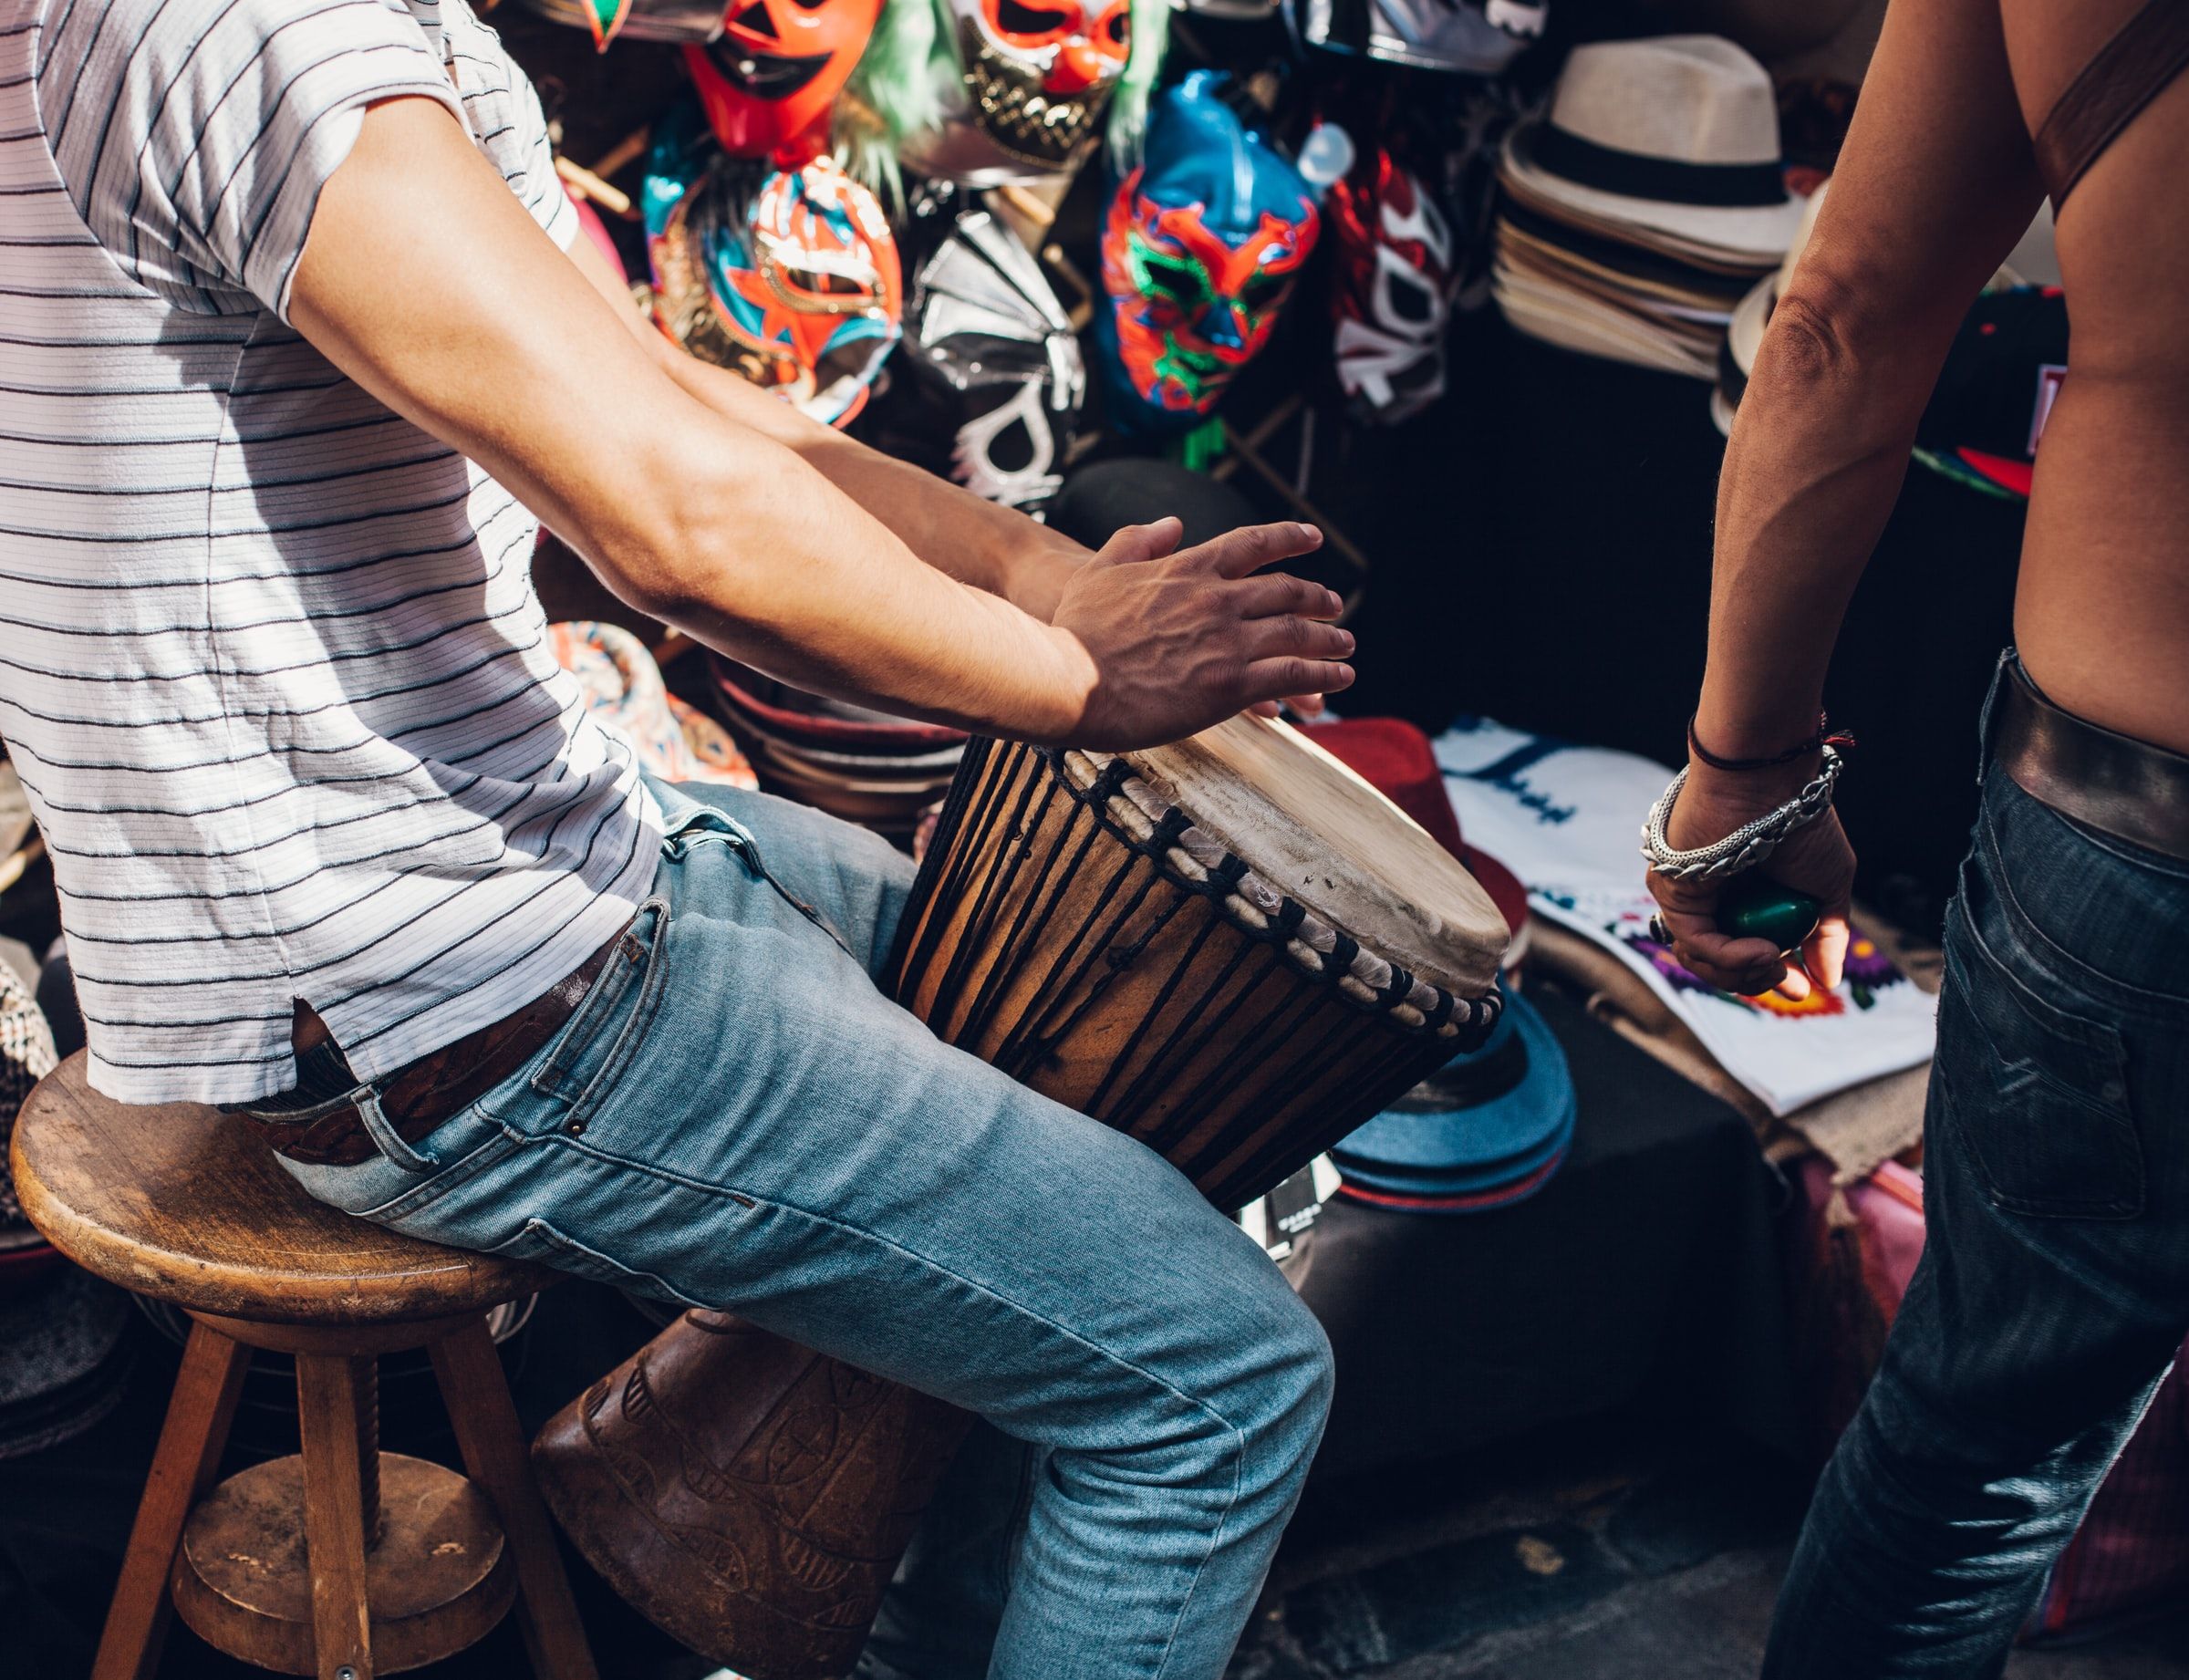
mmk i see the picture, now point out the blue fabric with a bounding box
[276,775,1333,1680]
[1330,989,1574,1187]
[1765,657,2189,1678]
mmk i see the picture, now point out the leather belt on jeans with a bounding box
[238,926,629,1168]
[1993,657,2189,864]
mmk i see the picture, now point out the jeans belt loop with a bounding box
[355,1083,438,1176]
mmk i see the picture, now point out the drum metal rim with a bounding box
[1053,746,1502,1048]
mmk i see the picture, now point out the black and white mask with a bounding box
[904,210,1085,513]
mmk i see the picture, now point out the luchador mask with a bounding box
[681,0,885,164]
[904,207,1084,513]
[1328,150,1454,423]
[895,0,1142,183]
[1094,74,1326,432]
[647,113,903,428]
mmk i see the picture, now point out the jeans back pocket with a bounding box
[1936,907,2141,1220]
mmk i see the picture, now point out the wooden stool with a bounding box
[9,1053,599,1680]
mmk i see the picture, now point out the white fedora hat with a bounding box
[1501,35,1804,264]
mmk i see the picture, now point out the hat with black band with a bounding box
[1521,125,1790,211]
[1499,35,1803,266]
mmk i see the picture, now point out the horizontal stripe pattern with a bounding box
[0,0,656,1104]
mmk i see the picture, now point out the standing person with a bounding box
[0,2,1357,1673]
[1644,0,2189,1673]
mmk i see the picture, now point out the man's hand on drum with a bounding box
[1046,517,1355,752]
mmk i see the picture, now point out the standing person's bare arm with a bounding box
[1646,0,2044,998]
[291,98,1352,751]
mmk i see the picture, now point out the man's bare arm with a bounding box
[561,225,1089,623]
[289,97,1351,750]
[1697,0,2044,758]
[1651,0,2045,996]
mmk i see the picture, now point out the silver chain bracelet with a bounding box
[1639,744,1843,882]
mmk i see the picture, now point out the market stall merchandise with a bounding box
[899,201,1087,513]
[645,104,906,426]
[1493,35,1804,379]
[845,0,1168,186]
[708,655,968,837]
[1095,71,1341,434]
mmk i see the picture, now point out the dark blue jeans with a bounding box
[1764,691,2189,1676]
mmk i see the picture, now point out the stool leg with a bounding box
[296,1353,377,1680]
[92,1322,251,1680]
[430,1318,600,1680]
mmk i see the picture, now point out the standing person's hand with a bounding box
[1046,518,1355,751]
[1644,759,1858,1001]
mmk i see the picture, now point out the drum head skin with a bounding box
[1120,714,1509,997]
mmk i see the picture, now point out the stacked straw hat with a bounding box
[709,656,967,841]
[1493,36,1806,379]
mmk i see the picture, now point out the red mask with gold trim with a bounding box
[943,0,1131,172]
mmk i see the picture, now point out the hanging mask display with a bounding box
[1328,149,1454,424]
[846,0,1165,189]
[521,0,728,49]
[902,207,1084,513]
[1294,0,1549,75]
[1094,73,1335,434]
[646,109,904,428]
[682,0,886,164]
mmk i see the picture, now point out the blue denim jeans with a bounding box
[276,776,1333,1680]
[1764,672,2189,1678]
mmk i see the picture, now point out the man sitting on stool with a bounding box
[0,3,1357,1675]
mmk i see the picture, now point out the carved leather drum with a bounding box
[534,715,1509,1678]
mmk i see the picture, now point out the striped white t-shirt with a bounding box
[1,0,662,1105]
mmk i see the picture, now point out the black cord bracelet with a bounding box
[1688,710,1852,773]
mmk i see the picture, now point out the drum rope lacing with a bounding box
[889,736,1506,1209]
[1059,750,1502,1045]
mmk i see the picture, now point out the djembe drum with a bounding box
[534,715,1509,1678]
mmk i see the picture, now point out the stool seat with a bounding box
[10,1053,597,1680]
[10,1052,554,1325]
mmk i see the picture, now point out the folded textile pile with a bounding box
[1493,36,1805,380]
[1434,716,1936,1117]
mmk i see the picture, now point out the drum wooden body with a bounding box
[534,716,1508,1679]
[891,729,1504,1207]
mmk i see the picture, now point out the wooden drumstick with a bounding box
[555,155,634,219]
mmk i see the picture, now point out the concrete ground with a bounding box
[1234,1422,2189,1680]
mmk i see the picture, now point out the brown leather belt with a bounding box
[1993,658,2189,865]
[238,927,629,1168]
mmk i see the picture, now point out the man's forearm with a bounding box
[565,230,1087,619]
[604,410,1095,741]
[659,349,1086,617]
[1695,288,1937,757]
